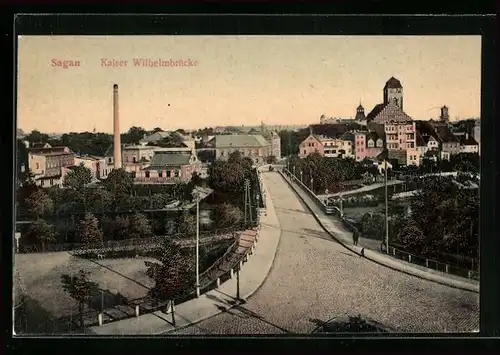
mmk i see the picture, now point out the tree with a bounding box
[145,240,195,325]
[63,163,93,191]
[360,212,385,241]
[102,168,133,197]
[396,219,428,255]
[25,190,54,219]
[26,130,49,145]
[61,270,98,328]
[123,126,147,145]
[129,213,153,239]
[178,210,196,236]
[27,219,57,252]
[77,212,103,248]
[191,171,203,186]
[110,216,130,240]
[214,203,243,229]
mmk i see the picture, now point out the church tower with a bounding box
[355,102,365,121]
[440,105,450,123]
[383,77,403,110]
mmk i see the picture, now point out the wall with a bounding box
[299,135,324,158]
[385,122,416,150]
[28,154,46,175]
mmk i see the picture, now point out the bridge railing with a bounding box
[386,246,479,281]
[281,168,479,281]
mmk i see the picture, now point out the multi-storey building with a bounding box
[299,128,353,159]
[365,77,417,165]
[135,149,201,184]
[28,145,75,187]
[458,133,479,154]
[215,134,271,164]
[343,131,384,162]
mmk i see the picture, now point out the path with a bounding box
[170,172,479,334]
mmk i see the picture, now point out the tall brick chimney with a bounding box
[113,84,122,169]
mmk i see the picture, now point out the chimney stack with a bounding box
[113,84,122,169]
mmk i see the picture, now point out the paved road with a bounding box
[170,172,479,334]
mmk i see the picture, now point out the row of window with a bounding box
[144,170,180,178]
[385,125,414,132]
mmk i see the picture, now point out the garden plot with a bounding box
[14,252,155,320]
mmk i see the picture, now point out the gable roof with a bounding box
[458,134,478,146]
[366,131,383,143]
[434,125,459,144]
[416,132,426,147]
[147,151,192,169]
[369,102,413,124]
[215,134,269,148]
[366,103,386,121]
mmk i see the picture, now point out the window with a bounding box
[36,162,39,169]
[158,171,163,178]
[125,156,128,162]
[303,150,306,155]
[220,151,224,156]
[133,157,136,163]
[50,179,54,186]
[174,170,179,177]
[145,171,150,178]
[167,170,171,177]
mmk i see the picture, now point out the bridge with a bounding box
[169,171,478,334]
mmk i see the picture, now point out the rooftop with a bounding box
[215,134,269,148]
[147,151,192,169]
[368,102,413,124]
[384,77,403,89]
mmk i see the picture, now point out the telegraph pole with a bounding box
[244,179,252,226]
[384,160,389,254]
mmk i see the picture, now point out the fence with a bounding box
[18,225,246,255]
[386,246,479,281]
[281,168,479,281]
[62,226,259,330]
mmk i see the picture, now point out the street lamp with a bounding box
[192,189,201,297]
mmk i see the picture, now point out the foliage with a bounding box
[145,240,196,303]
[77,212,103,247]
[266,155,277,164]
[58,132,113,157]
[24,190,54,218]
[401,176,478,258]
[61,270,99,328]
[25,130,50,145]
[214,203,243,228]
[102,168,134,196]
[360,212,385,240]
[122,126,147,145]
[288,154,365,194]
[129,213,153,239]
[208,151,255,199]
[178,211,197,236]
[107,216,130,241]
[63,162,93,191]
[26,219,57,251]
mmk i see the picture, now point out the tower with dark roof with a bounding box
[440,105,450,123]
[355,102,365,121]
[383,77,403,110]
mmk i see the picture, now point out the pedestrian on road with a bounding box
[352,230,359,246]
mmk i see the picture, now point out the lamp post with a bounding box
[192,189,201,297]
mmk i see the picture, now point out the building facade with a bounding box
[215,134,271,164]
[298,133,324,158]
[135,150,201,184]
[28,145,75,186]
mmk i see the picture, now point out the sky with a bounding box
[17,35,481,133]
